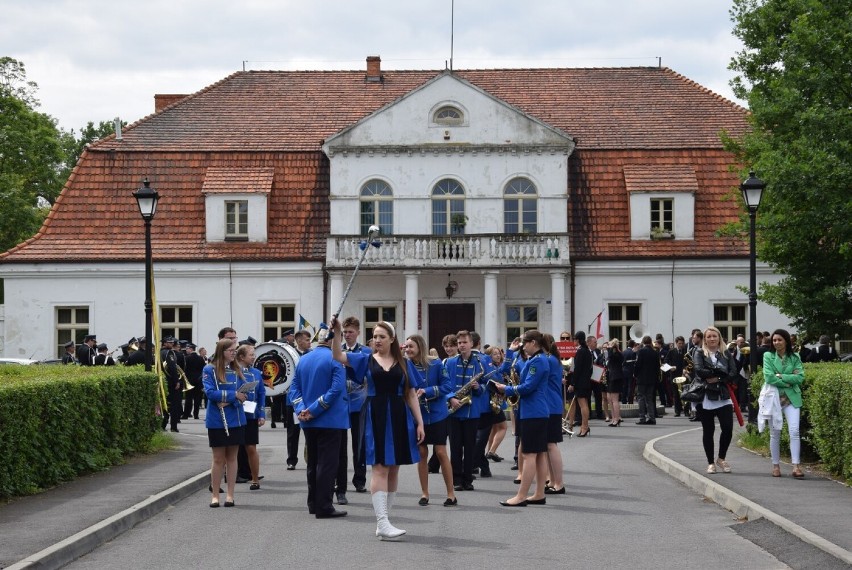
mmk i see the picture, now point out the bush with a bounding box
[747,362,852,481]
[0,365,160,498]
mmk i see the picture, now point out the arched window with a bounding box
[504,177,537,233]
[431,179,466,235]
[433,106,464,126]
[360,179,393,235]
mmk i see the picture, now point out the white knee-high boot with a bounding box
[372,491,405,539]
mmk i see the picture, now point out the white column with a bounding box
[404,271,420,339]
[329,273,344,317]
[483,271,499,345]
[550,269,567,336]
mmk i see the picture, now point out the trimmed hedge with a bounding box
[748,362,852,482]
[0,365,160,498]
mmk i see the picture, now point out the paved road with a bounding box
[62,415,792,569]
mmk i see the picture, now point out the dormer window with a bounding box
[433,106,464,126]
[202,167,273,243]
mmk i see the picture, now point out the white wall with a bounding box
[0,261,322,360]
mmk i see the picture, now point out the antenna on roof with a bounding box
[114,117,122,141]
[449,0,454,71]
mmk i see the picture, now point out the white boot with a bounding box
[372,491,405,539]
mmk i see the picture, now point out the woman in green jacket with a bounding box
[762,329,805,478]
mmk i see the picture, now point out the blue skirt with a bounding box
[365,394,420,466]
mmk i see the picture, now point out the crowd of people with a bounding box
[62,321,842,539]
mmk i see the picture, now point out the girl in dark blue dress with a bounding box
[331,319,424,540]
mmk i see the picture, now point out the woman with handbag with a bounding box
[762,329,805,478]
[692,326,737,474]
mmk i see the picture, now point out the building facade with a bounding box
[0,59,787,360]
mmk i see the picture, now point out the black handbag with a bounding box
[681,378,706,403]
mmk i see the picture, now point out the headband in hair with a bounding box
[381,322,396,339]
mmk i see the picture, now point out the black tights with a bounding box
[700,404,733,464]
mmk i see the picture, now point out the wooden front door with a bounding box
[429,303,475,359]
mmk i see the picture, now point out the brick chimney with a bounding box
[366,56,383,83]
[154,94,188,113]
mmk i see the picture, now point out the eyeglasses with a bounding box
[560,336,571,340]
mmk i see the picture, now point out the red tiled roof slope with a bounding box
[0,151,328,262]
[92,67,747,152]
[201,168,274,194]
[569,149,746,260]
[623,164,698,192]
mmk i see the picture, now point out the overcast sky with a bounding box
[2,0,745,133]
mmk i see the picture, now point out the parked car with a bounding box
[0,358,39,365]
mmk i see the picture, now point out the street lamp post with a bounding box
[740,171,766,418]
[133,178,160,372]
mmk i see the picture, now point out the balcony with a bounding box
[325,233,569,269]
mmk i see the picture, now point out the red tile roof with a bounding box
[0,66,750,264]
[201,168,274,194]
[623,164,699,193]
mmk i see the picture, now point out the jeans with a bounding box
[770,404,801,465]
[700,404,733,464]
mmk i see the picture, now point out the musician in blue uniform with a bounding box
[542,333,566,495]
[335,316,371,504]
[493,330,550,506]
[235,344,266,490]
[202,338,247,507]
[331,318,424,540]
[288,329,349,519]
[407,334,456,507]
[444,330,491,492]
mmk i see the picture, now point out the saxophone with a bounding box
[506,363,520,407]
[448,370,485,414]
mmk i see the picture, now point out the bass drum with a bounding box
[254,342,300,396]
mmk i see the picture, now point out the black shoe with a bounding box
[193,415,200,420]
[170,428,179,433]
[443,497,457,507]
[181,415,189,420]
[635,419,648,425]
[286,464,296,471]
[316,509,347,519]
[453,484,463,492]
[486,452,504,462]
[354,485,367,493]
[249,483,260,491]
[472,468,480,475]
[479,471,492,478]
[235,476,249,484]
[674,413,681,417]
[224,501,235,507]
[526,497,546,505]
[499,500,528,507]
[689,416,700,422]
[463,483,475,491]
[336,493,348,505]
[510,463,518,471]
[544,486,566,495]
[418,497,429,506]
[646,420,657,425]
[271,422,277,428]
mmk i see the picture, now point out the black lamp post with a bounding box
[133,178,160,372]
[740,171,766,387]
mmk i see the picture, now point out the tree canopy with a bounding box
[0,57,122,253]
[726,0,852,339]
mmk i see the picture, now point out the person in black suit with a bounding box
[809,335,839,362]
[570,331,593,437]
[61,340,78,364]
[161,336,182,432]
[125,337,148,366]
[587,336,605,420]
[634,336,659,424]
[182,343,206,419]
[76,335,97,366]
[94,343,115,366]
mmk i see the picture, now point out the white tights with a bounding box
[769,404,800,465]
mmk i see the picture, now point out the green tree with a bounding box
[726,0,852,339]
[0,57,120,253]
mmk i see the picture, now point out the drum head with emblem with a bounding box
[254,342,299,396]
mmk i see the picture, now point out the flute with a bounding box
[219,404,229,436]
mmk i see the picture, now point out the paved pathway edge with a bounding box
[6,470,211,570]
[644,428,852,566]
